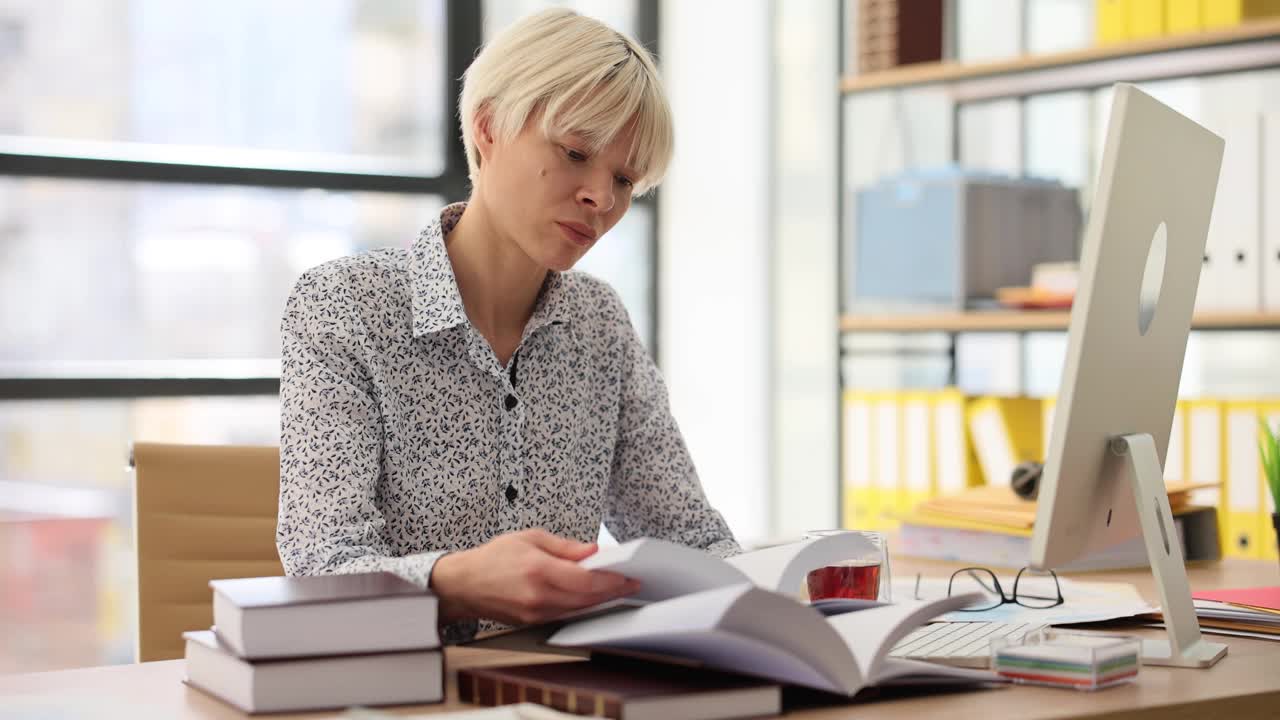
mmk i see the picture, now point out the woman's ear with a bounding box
[473,106,496,167]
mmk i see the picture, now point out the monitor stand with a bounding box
[1111,433,1229,668]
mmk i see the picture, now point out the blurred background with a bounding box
[4,0,1280,673]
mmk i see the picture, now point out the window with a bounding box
[0,0,662,672]
[0,0,472,673]
[1,178,442,366]
[2,0,448,168]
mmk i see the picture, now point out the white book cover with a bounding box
[183,630,442,714]
[209,572,438,659]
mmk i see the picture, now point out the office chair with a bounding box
[131,442,283,662]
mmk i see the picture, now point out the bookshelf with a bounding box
[839,311,1280,334]
[841,18,1280,101]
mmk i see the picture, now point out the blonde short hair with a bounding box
[459,8,673,196]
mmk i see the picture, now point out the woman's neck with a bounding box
[445,196,548,346]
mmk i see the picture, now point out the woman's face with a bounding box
[477,114,638,272]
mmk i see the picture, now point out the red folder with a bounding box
[1192,587,1280,613]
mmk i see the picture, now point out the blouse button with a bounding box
[504,394,518,411]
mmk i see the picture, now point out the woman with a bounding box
[276,8,738,643]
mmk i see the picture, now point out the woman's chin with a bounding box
[541,248,586,273]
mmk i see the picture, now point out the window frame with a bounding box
[0,0,661,400]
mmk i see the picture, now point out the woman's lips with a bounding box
[557,222,595,247]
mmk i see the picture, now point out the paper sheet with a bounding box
[892,576,1156,626]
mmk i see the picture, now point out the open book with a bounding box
[472,535,996,695]
[546,584,991,696]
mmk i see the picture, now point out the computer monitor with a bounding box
[1029,83,1227,668]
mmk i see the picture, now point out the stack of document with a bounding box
[898,483,1223,571]
[1191,587,1280,639]
[1143,587,1280,641]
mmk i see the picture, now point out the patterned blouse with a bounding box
[276,202,740,642]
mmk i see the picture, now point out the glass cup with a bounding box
[803,529,892,602]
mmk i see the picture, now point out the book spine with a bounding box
[457,669,623,720]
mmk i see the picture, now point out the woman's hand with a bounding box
[429,529,641,626]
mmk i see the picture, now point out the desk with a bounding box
[3,558,1279,719]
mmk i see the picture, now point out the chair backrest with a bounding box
[132,442,283,662]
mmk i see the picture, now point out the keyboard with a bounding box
[890,621,1046,668]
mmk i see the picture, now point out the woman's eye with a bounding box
[615,175,634,189]
[564,147,588,162]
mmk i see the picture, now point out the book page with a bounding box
[718,585,861,694]
[825,594,983,680]
[725,532,879,593]
[547,585,848,693]
[580,539,749,602]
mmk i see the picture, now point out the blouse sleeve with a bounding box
[601,291,741,559]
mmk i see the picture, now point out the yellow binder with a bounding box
[932,388,978,496]
[1041,396,1058,461]
[841,390,876,530]
[967,396,1043,487]
[1224,400,1264,558]
[1186,398,1226,549]
[1166,400,1188,485]
[1097,0,1130,43]
[901,392,935,517]
[1202,0,1280,28]
[1166,0,1201,32]
[1256,401,1280,561]
[1128,0,1166,38]
[871,392,902,530]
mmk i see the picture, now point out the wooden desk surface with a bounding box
[3,558,1279,720]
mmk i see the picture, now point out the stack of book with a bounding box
[183,572,442,714]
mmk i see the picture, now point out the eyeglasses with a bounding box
[913,567,1064,612]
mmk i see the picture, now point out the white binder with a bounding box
[1262,112,1280,311]
[932,390,971,495]
[842,391,874,528]
[1197,113,1261,312]
[1187,400,1223,510]
[956,0,1023,62]
[871,394,901,526]
[901,393,933,514]
[1224,403,1263,558]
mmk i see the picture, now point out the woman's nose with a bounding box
[577,174,615,213]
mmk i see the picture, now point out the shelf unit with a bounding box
[837,18,1280,341]
[842,18,1280,98]
[834,15,1280,527]
[839,311,1280,333]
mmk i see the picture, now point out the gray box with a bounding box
[844,169,1081,312]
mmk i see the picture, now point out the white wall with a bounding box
[771,1,840,541]
[659,0,771,546]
